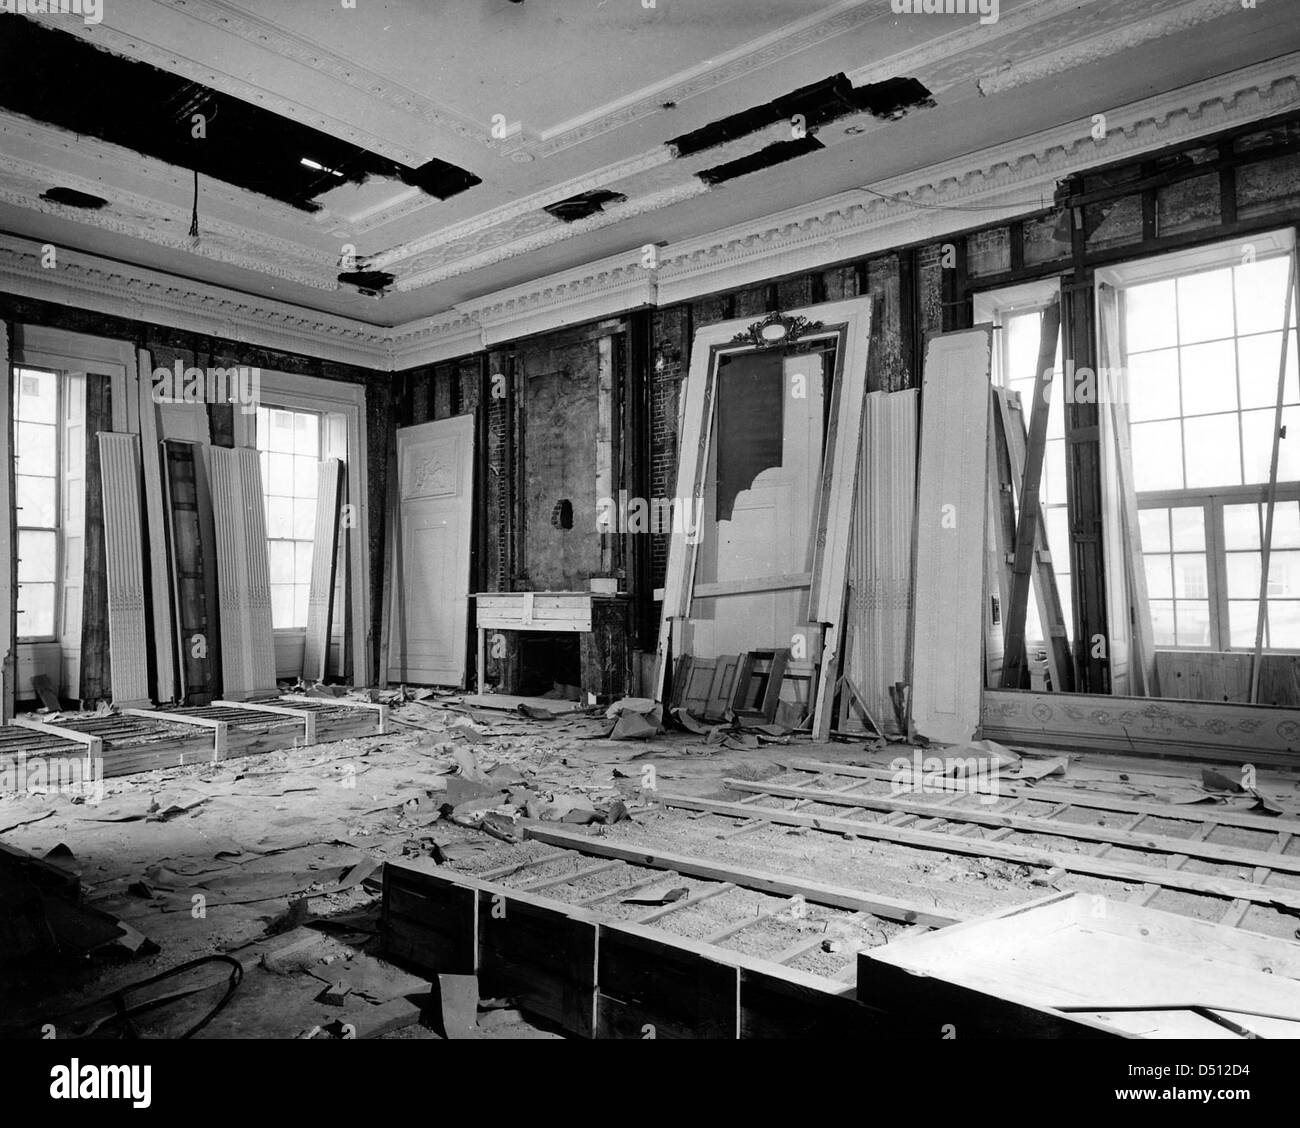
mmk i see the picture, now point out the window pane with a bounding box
[1125,280,1177,352]
[1269,601,1300,648]
[294,412,320,457]
[269,410,295,452]
[292,499,316,540]
[1045,508,1071,568]
[1237,332,1299,410]
[268,540,295,584]
[268,453,294,494]
[16,422,58,476]
[295,542,314,585]
[1223,503,1261,550]
[17,529,56,582]
[1004,313,1043,383]
[1139,508,1170,552]
[1126,348,1179,422]
[1234,255,1296,337]
[1227,551,1260,599]
[1272,501,1300,548]
[15,475,57,528]
[15,369,57,423]
[1170,506,1205,551]
[1177,267,1235,344]
[1131,420,1183,490]
[1180,340,1237,415]
[1182,414,1241,487]
[1173,553,1208,598]
[1144,554,1173,599]
[266,497,293,539]
[16,583,55,638]
[293,455,318,500]
[1241,406,1300,484]
[1229,600,1261,647]
[271,585,295,628]
[1267,549,1300,597]
[1175,600,1211,647]
[1150,600,1176,645]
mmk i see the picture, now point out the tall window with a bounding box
[13,367,60,640]
[1110,237,1299,650]
[257,405,319,629]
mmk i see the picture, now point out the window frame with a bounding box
[1097,227,1300,654]
[12,365,63,643]
[256,402,324,632]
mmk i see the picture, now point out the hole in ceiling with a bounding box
[668,73,933,158]
[696,138,825,186]
[0,20,481,213]
[40,186,108,210]
[337,270,395,297]
[543,190,627,223]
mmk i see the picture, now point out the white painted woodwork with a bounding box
[98,433,152,708]
[843,390,917,735]
[0,324,11,723]
[389,415,475,686]
[910,328,993,745]
[303,458,344,683]
[690,351,825,659]
[209,446,277,700]
[136,349,177,704]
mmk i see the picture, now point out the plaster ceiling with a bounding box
[0,0,1297,329]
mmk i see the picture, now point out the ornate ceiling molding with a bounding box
[0,234,390,369]
[2,54,1297,373]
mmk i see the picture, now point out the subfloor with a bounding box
[3,692,1299,1038]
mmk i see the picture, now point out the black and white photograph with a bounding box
[0,0,1297,1105]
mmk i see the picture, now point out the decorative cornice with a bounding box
[0,235,391,369]
[470,255,659,348]
[1,55,1297,372]
[655,53,1300,304]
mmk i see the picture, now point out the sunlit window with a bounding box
[13,367,60,640]
[256,405,319,629]
[1114,241,1300,650]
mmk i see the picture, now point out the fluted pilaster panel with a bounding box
[98,433,152,708]
[209,446,277,700]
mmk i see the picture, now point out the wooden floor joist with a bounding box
[723,777,1300,877]
[784,758,1300,836]
[654,793,1300,913]
[522,824,961,928]
[214,700,315,745]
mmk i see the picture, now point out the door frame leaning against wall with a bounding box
[652,295,875,731]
